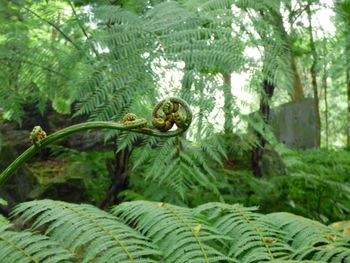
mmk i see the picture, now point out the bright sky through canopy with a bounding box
[156,1,336,133]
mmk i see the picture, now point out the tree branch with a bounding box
[24,7,81,51]
[0,57,68,78]
[67,0,99,56]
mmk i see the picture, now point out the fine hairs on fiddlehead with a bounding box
[0,97,192,185]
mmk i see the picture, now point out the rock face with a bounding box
[269,98,319,149]
[28,161,96,203]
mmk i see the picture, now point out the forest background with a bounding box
[1,0,350,261]
[1,0,350,220]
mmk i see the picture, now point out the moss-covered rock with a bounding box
[28,158,110,203]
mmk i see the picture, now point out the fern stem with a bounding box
[0,97,192,185]
[0,235,39,263]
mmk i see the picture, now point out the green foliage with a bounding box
[29,146,114,202]
[0,199,349,262]
[67,151,113,202]
[0,225,74,263]
[11,200,160,262]
[0,215,9,226]
[119,133,229,203]
[0,198,9,226]
[1,1,350,261]
[280,148,350,222]
[0,0,290,133]
[115,201,233,262]
[209,147,350,223]
[0,0,79,123]
[119,134,350,224]
[51,147,113,202]
[0,198,7,206]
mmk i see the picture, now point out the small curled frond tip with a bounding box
[29,126,47,146]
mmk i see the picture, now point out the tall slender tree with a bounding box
[306,0,321,146]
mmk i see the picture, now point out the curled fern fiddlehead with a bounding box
[120,113,147,128]
[0,97,192,185]
[29,126,47,147]
[151,97,190,132]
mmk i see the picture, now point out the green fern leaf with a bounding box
[113,200,235,262]
[0,225,74,263]
[196,202,293,262]
[12,200,161,263]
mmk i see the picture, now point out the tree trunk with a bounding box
[99,147,131,208]
[322,66,329,148]
[307,1,321,147]
[197,87,204,138]
[290,54,304,101]
[272,9,304,101]
[251,79,275,177]
[347,70,350,150]
[222,73,234,134]
[180,69,194,101]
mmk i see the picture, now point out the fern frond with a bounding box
[12,200,161,263]
[195,0,281,12]
[132,136,222,200]
[266,212,335,249]
[292,246,350,262]
[269,261,320,263]
[0,225,74,263]
[113,200,234,262]
[195,202,293,262]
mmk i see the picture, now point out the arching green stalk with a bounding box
[0,97,192,185]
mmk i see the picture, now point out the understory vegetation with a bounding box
[1,0,350,262]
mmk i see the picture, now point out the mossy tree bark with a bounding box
[251,79,275,177]
[322,65,329,148]
[100,147,132,208]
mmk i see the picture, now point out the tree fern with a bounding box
[72,4,156,121]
